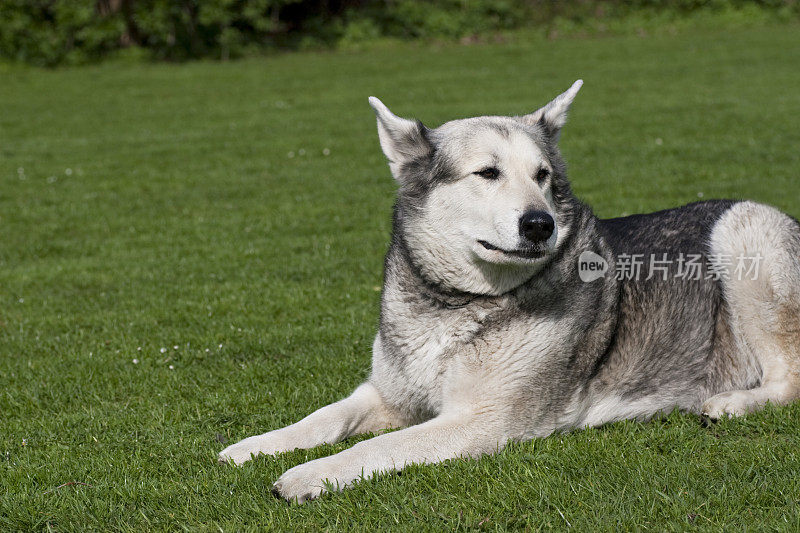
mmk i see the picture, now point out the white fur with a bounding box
[404,125,561,294]
[580,395,680,427]
[368,96,429,180]
[220,82,594,502]
[270,316,578,503]
[367,83,583,295]
[701,201,800,418]
[218,383,403,464]
[519,79,583,140]
[219,87,800,504]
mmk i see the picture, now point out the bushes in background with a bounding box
[0,0,797,66]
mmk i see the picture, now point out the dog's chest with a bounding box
[372,297,494,421]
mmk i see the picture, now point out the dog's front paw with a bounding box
[218,431,295,465]
[272,457,352,504]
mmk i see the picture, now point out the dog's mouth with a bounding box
[477,240,545,259]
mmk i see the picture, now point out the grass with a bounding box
[1,22,800,531]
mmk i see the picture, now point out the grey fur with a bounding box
[220,83,800,503]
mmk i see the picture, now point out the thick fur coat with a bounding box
[220,82,800,503]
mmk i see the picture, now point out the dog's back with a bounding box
[582,199,800,424]
[582,200,757,424]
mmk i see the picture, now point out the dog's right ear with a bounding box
[368,97,432,179]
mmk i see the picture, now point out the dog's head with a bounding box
[370,81,582,295]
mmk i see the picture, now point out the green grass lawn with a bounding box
[2,23,800,531]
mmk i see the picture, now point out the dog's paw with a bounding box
[272,457,351,504]
[701,390,757,420]
[218,432,295,465]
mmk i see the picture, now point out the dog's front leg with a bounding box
[219,382,404,465]
[272,412,504,503]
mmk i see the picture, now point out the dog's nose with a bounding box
[519,211,555,243]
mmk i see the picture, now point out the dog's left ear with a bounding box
[518,79,583,141]
[368,97,432,180]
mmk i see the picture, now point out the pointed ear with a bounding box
[368,97,432,178]
[518,80,583,141]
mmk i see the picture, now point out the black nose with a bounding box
[519,211,555,242]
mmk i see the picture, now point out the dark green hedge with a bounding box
[0,0,797,66]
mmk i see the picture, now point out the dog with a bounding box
[219,80,800,503]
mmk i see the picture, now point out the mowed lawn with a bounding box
[2,24,800,531]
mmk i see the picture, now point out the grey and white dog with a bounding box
[220,81,800,503]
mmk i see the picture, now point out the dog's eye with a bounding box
[475,167,500,180]
[535,168,550,183]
